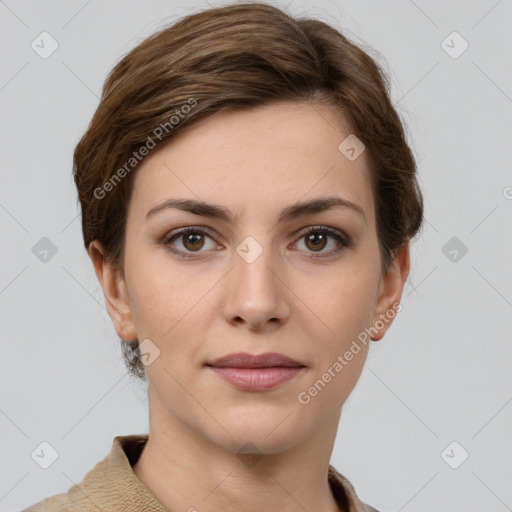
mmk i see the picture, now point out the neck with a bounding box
[133,390,344,512]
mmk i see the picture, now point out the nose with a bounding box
[222,240,290,331]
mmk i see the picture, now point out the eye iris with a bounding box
[183,232,204,251]
[305,232,327,251]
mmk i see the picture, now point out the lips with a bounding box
[205,352,305,369]
[205,352,306,391]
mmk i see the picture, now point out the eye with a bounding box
[163,227,218,258]
[162,225,351,259]
[292,226,351,259]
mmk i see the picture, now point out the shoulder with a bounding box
[328,464,383,512]
[22,434,152,512]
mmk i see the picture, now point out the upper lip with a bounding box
[206,352,305,368]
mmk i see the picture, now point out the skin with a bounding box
[89,100,410,512]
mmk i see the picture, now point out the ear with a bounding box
[88,240,138,341]
[370,241,410,341]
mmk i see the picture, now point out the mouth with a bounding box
[205,352,306,391]
[206,366,305,391]
[205,351,305,369]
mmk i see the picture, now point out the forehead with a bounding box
[128,101,374,226]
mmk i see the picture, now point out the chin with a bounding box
[205,407,307,455]
[219,430,302,457]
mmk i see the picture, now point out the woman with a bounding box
[25,2,423,511]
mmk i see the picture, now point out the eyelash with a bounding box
[162,226,352,260]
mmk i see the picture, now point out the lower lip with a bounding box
[207,366,305,391]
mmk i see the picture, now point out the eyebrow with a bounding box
[146,196,367,224]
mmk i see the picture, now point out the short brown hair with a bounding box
[74,1,424,380]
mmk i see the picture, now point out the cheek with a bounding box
[126,247,191,326]
[297,342,369,417]
[294,264,379,344]
[126,257,219,365]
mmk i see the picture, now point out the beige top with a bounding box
[23,434,380,512]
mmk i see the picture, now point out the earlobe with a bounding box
[87,241,138,341]
[371,242,410,341]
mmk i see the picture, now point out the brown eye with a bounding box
[304,232,328,252]
[164,228,217,258]
[182,232,205,251]
[295,227,351,259]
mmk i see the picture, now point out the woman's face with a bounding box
[93,100,409,454]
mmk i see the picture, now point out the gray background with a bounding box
[1,1,511,511]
